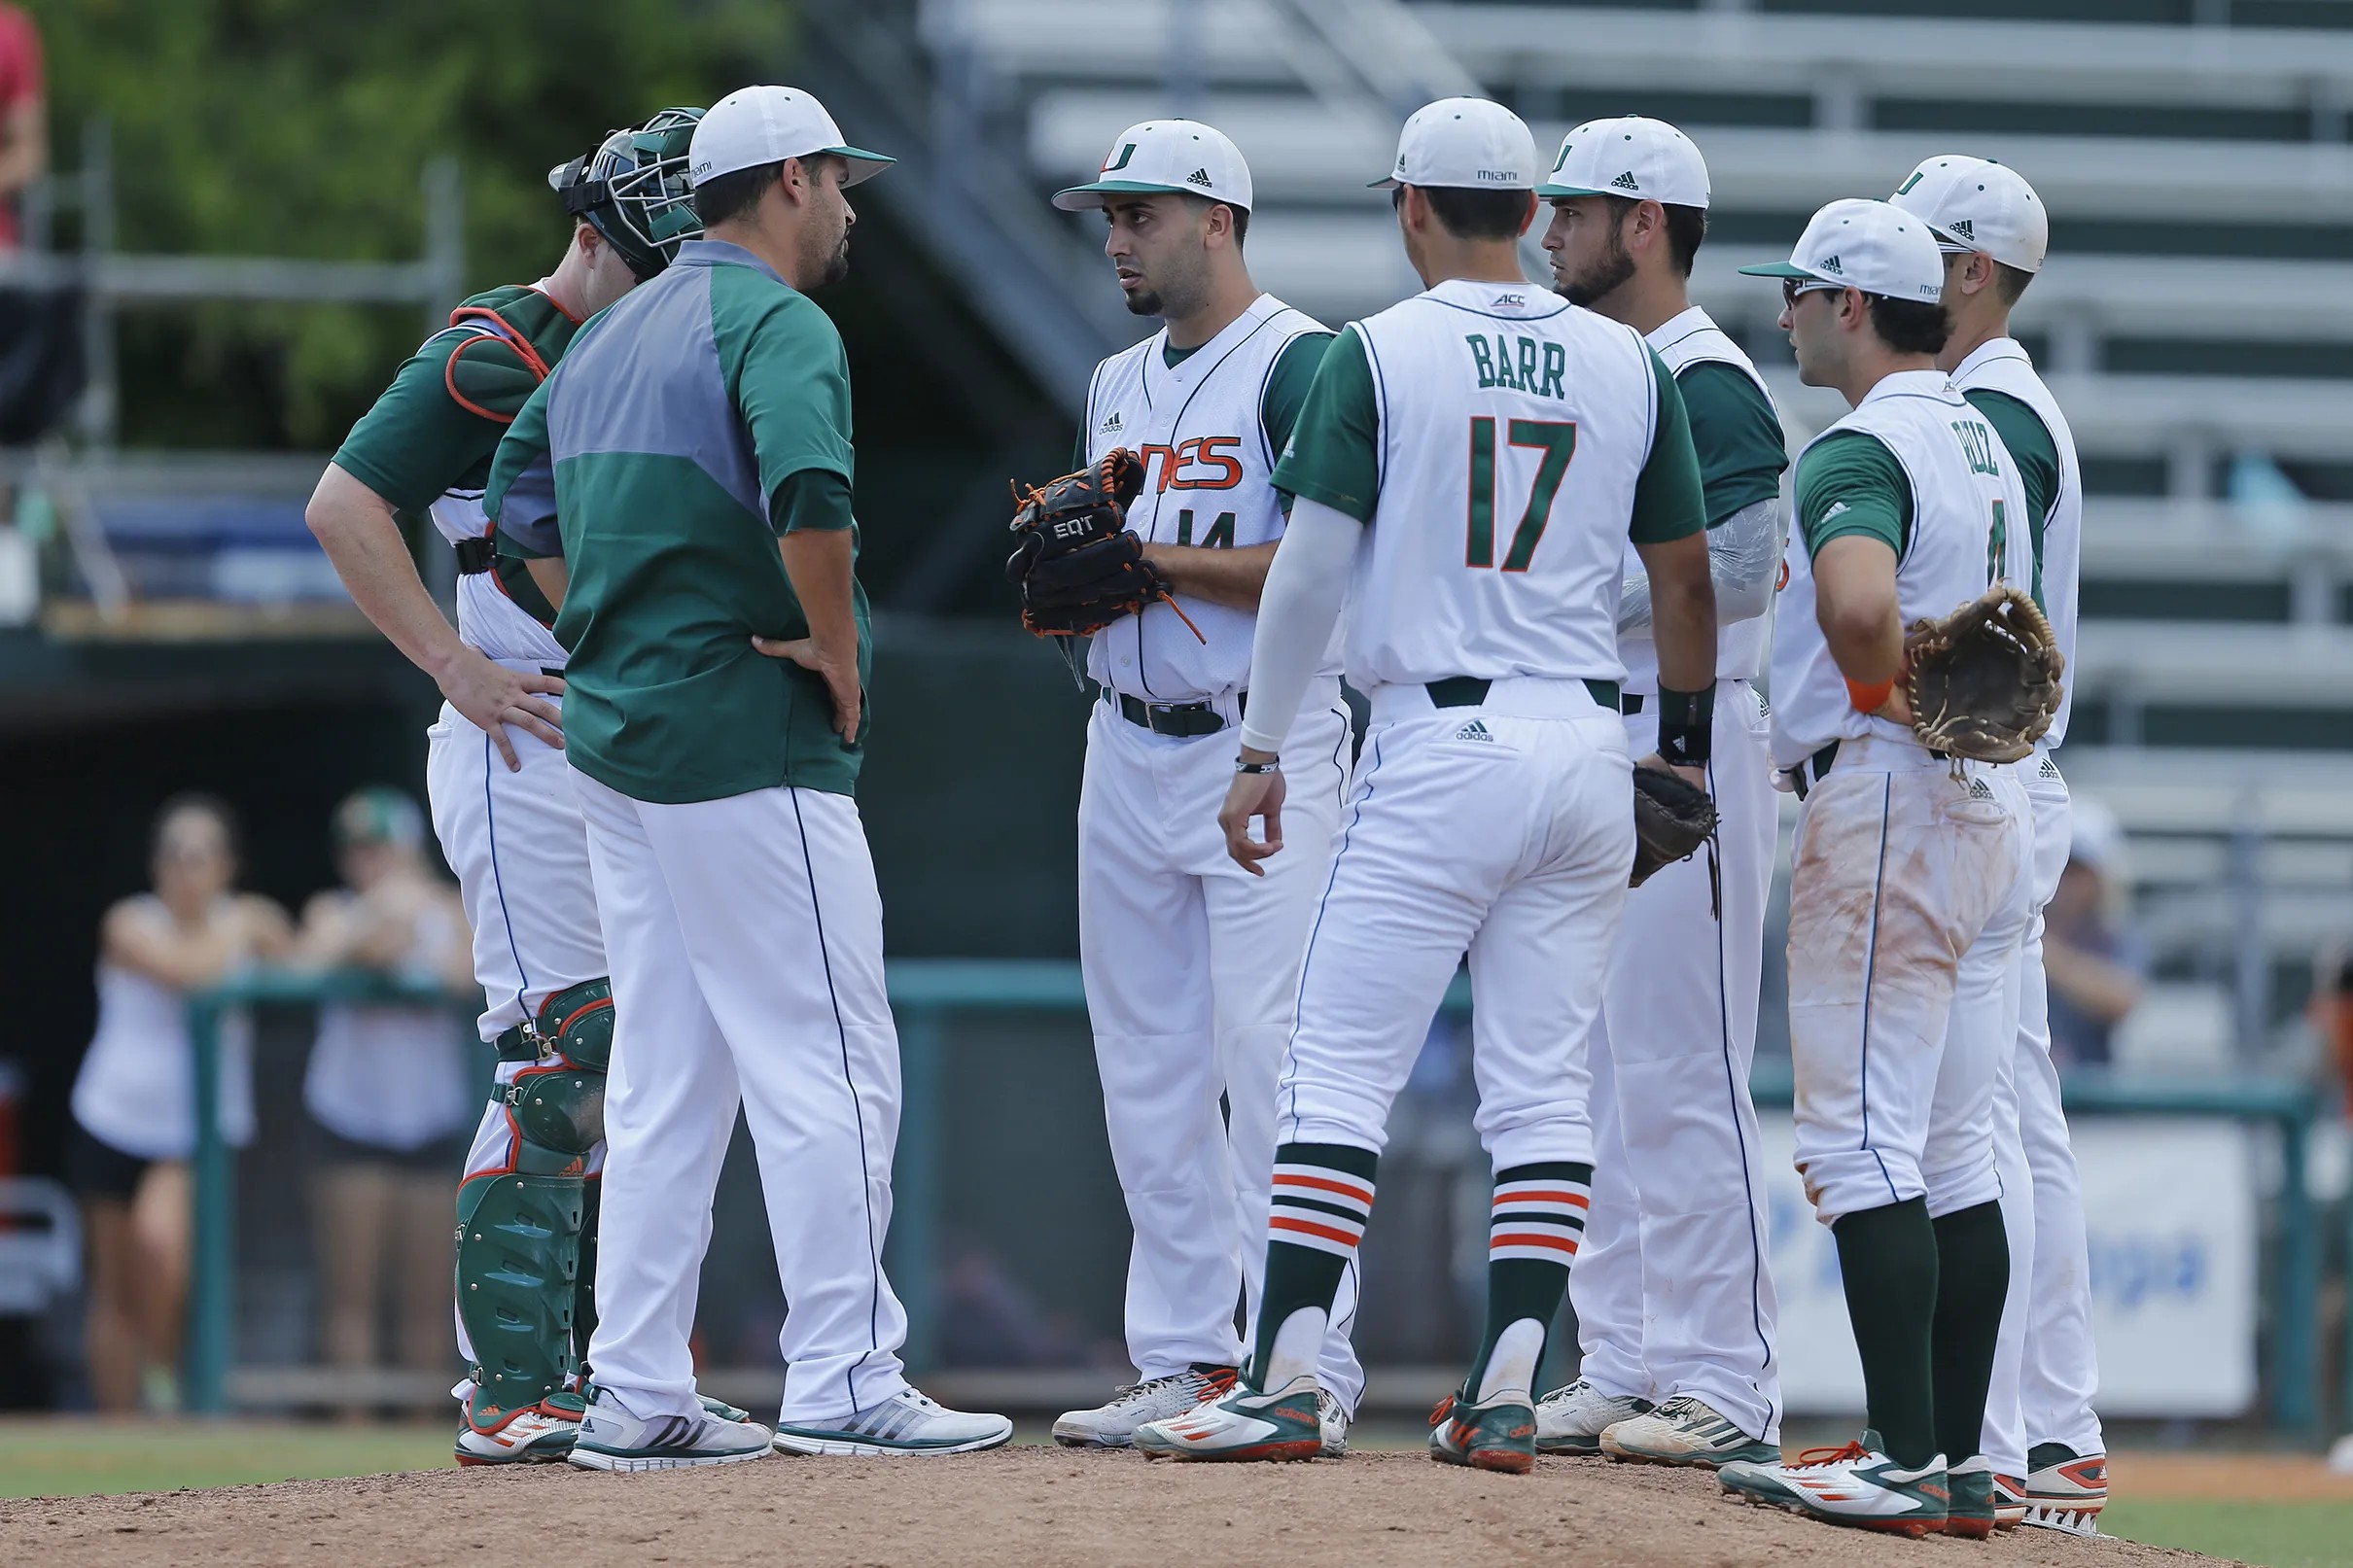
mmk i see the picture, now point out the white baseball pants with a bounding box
[1573,681,1782,1443]
[1787,737,2033,1225]
[1984,756,2104,1466]
[1078,683,1363,1411]
[572,772,911,1425]
[1276,678,1631,1172]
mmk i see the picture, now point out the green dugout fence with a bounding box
[186,961,2337,1433]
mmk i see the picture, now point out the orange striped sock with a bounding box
[1249,1142,1377,1390]
[1464,1162,1594,1400]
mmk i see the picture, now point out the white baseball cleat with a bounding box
[455,1394,580,1466]
[1718,1431,1950,1537]
[1534,1377,1653,1455]
[2019,1444,2108,1535]
[1132,1374,1326,1462]
[567,1383,773,1472]
[1600,1394,1778,1469]
[771,1387,1013,1457]
[1317,1388,1350,1457]
[1052,1364,1237,1448]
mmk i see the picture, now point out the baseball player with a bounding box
[1891,156,2104,1533]
[487,85,1009,1469]
[1715,200,2036,1537]
[304,109,726,1466]
[1531,115,1787,1469]
[1134,96,1719,1475]
[1042,119,1362,1454]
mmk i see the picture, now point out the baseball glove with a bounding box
[1903,584,2065,764]
[1631,763,1717,889]
[1004,449,1200,640]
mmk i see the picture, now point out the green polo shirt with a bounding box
[486,240,870,805]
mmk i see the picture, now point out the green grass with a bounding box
[2103,1499,2353,1568]
[0,1421,454,1499]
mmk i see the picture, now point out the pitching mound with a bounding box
[1,1447,2216,1568]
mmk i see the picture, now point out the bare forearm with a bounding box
[524,556,569,612]
[1812,537,1905,684]
[306,465,466,679]
[1141,540,1277,611]
[777,529,859,655]
[2044,940,2141,1024]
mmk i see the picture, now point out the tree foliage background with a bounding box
[24,0,797,447]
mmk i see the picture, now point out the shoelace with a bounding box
[1107,1370,1215,1410]
[1787,1440,1871,1470]
[1653,1395,1705,1419]
[1534,1379,1592,1409]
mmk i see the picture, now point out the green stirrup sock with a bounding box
[1931,1199,2010,1465]
[1831,1197,1940,1469]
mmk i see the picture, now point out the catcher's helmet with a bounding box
[550,107,706,281]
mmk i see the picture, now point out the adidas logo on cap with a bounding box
[1186,166,1213,187]
[1820,254,1844,274]
[1949,218,1975,239]
[1610,170,1640,192]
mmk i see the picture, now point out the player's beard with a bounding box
[820,230,851,287]
[1556,223,1636,308]
[1127,251,1209,321]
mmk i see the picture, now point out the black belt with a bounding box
[1622,693,1642,715]
[1115,690,1244,738]
[454,537,496,575]
[1427,676,1621,712]
[1788,742,1839,801]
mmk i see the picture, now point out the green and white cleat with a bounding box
[1317,1388,1350,1457]
[1428,1391,1539,1476]
[771,1388,1012,1457]
[1600,1395,1778,1469]
[1718,1430,1949,1537]
[456,1390,580,1466]
[1133,1375,1326,1462]
[2019,1444,2107,1535]
[567,1383,773,1472]
[1943,1456,1998,1539]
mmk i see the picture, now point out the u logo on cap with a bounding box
[1102,143,1138,173]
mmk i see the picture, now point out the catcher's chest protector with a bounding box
[1082,295,1324,702]
[1771,372,2033,767]
[1343,280,1654,691]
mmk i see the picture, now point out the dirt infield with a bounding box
[0,1447,2222,1568]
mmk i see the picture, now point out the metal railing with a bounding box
[185,959,2341,1432]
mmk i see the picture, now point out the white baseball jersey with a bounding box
[1624,306,1779,688]
[1083,294,1329,703]
[1773,370,2033,770]
[1342,279,1661,690]
[1950,338,2081,749]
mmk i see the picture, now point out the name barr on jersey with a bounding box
[1467,332,1569,401]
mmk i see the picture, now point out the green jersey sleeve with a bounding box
[1628,350,1705,545]
[1258,331,1333,467]
[772,469,855,536]
[332,333,506,512]
[1676,362,1788,529]
[717,277,855,520]
[486,376,560,559]
[1795,430,1911,557]
[1270,325,1379,523]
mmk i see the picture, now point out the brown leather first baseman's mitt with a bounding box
[1903,583,2066,763]
[1631,763,1717,888]
[1004,448,1199,640]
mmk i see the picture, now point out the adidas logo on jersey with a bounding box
[1822,501,1851,522]
[1969,776,1994,800]
[2040,754,2060,778]
[1609,170,1640,192]
[1454,719,1495,743]
[1185,166,1213,187]
[1100,412,1123,433]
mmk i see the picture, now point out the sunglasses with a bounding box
[1781,278,1849,306]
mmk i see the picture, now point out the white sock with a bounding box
[1475,1318,1546,1404]
[1260,1306,1328,1392]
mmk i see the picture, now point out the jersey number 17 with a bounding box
[1466,417,1577,572]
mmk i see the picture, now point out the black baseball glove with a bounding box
[1631,763,1718,889]
[1004,448,1185,638]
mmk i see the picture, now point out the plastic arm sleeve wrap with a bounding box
[1239,497,1359,754]
[1617,495,1783,635]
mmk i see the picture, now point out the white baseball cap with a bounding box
[1738,197,1945,305]
[688,85,894,189]
[1888,155,2048,274]
[1371,97,1538,192]
[1052,120,1252,212]
[1537,116,1709,208]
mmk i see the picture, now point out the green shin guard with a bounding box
[458,979,613,1428]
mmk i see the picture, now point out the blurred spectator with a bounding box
[65,795,293,1412]
[0,3,41,254]
[293,787,474,1391]
[2044,797,2146,1070]
[2301,947,2353,1115]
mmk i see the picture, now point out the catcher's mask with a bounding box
[550,107,706,282]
